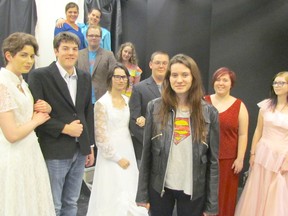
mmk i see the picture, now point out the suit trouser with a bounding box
[149,186,205,216]
[46,149,86,216]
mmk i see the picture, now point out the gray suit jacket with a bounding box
[77,47,116,101]
[129,76,161,160]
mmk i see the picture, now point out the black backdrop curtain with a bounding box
[83,0,122,52]
[0,0,37,67]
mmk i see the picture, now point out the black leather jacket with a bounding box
[136,98,219,214]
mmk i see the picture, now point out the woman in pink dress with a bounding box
[235,71,288,216]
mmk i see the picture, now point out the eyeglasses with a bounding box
[272,81,288,87]
[113,75,128,81]
[87,34,101,38]
[153,61,168,66]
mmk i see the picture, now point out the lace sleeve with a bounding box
[94,102,121,162]
[0,83,17,113]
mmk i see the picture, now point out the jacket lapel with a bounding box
[50,62,76,109]
[146,76,161,98]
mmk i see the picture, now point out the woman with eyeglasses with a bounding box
[117,42,142,97]
[204,67,249,216]
[136,54,219,216]
[235,71,288,215]
[87,63,148,216]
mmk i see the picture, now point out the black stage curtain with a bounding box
[0,0,37,67]
[84,0,122,52]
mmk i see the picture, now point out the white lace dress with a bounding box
[87,92,148,216]
[0,68,55,216]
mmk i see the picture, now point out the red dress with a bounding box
[204,96,241,216]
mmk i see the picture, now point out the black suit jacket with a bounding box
[129,76,161,160]
[28,62,94,159]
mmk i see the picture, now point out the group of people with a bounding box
[1,2,288,216]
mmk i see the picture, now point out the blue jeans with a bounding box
[46,149,86,216]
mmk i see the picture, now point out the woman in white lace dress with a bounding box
[0,32,55,216]
[86,63,148,216]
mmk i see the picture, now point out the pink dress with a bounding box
[235,99,288,216]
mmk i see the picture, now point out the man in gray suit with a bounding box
[129,51,169,162]
[77,25,116,103]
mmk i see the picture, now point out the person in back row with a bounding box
[77,25,116,103]
[56,7,111,50]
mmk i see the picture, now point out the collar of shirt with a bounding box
[56,61,78,80]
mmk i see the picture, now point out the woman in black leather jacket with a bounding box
[136,54,219,216]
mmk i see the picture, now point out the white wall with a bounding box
[34,0,84,68]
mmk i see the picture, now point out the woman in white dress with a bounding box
[0,32,55,215]
[87,63,148,216]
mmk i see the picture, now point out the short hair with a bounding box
[2,32,38,66]
[150,51,169,61]
[86,25,102,37]
[53,32,80,50]
[65,2,79,12]
[116,42,138,65]
[212,67,236,88]
[107,62,130,91]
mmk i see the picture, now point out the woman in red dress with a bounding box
[204,67,249,216]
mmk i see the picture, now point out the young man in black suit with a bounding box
[28,32,94,216]
[129,51,169,163]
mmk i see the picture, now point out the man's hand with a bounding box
[85,147,95,167]
[136,116,145,127]
[62,120,83,137]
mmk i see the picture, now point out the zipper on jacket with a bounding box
[151,133,163,140]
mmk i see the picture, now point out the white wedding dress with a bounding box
[87,92,148,216]
[0,68,55,216]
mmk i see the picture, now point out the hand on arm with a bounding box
[62,120,83,137]
[34,99,52,113]
[0,111,50,143]
[55,18,65,28]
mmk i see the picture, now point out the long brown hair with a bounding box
[161,54,206,142]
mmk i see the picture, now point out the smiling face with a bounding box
[86,27,101,49]
[54,41,78,74]
[88,9,101,25]
[169,63,193,98]
[213,73,232,96]
[66,6,79,23]
[5,45,35,76]
[121,46,133,63]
